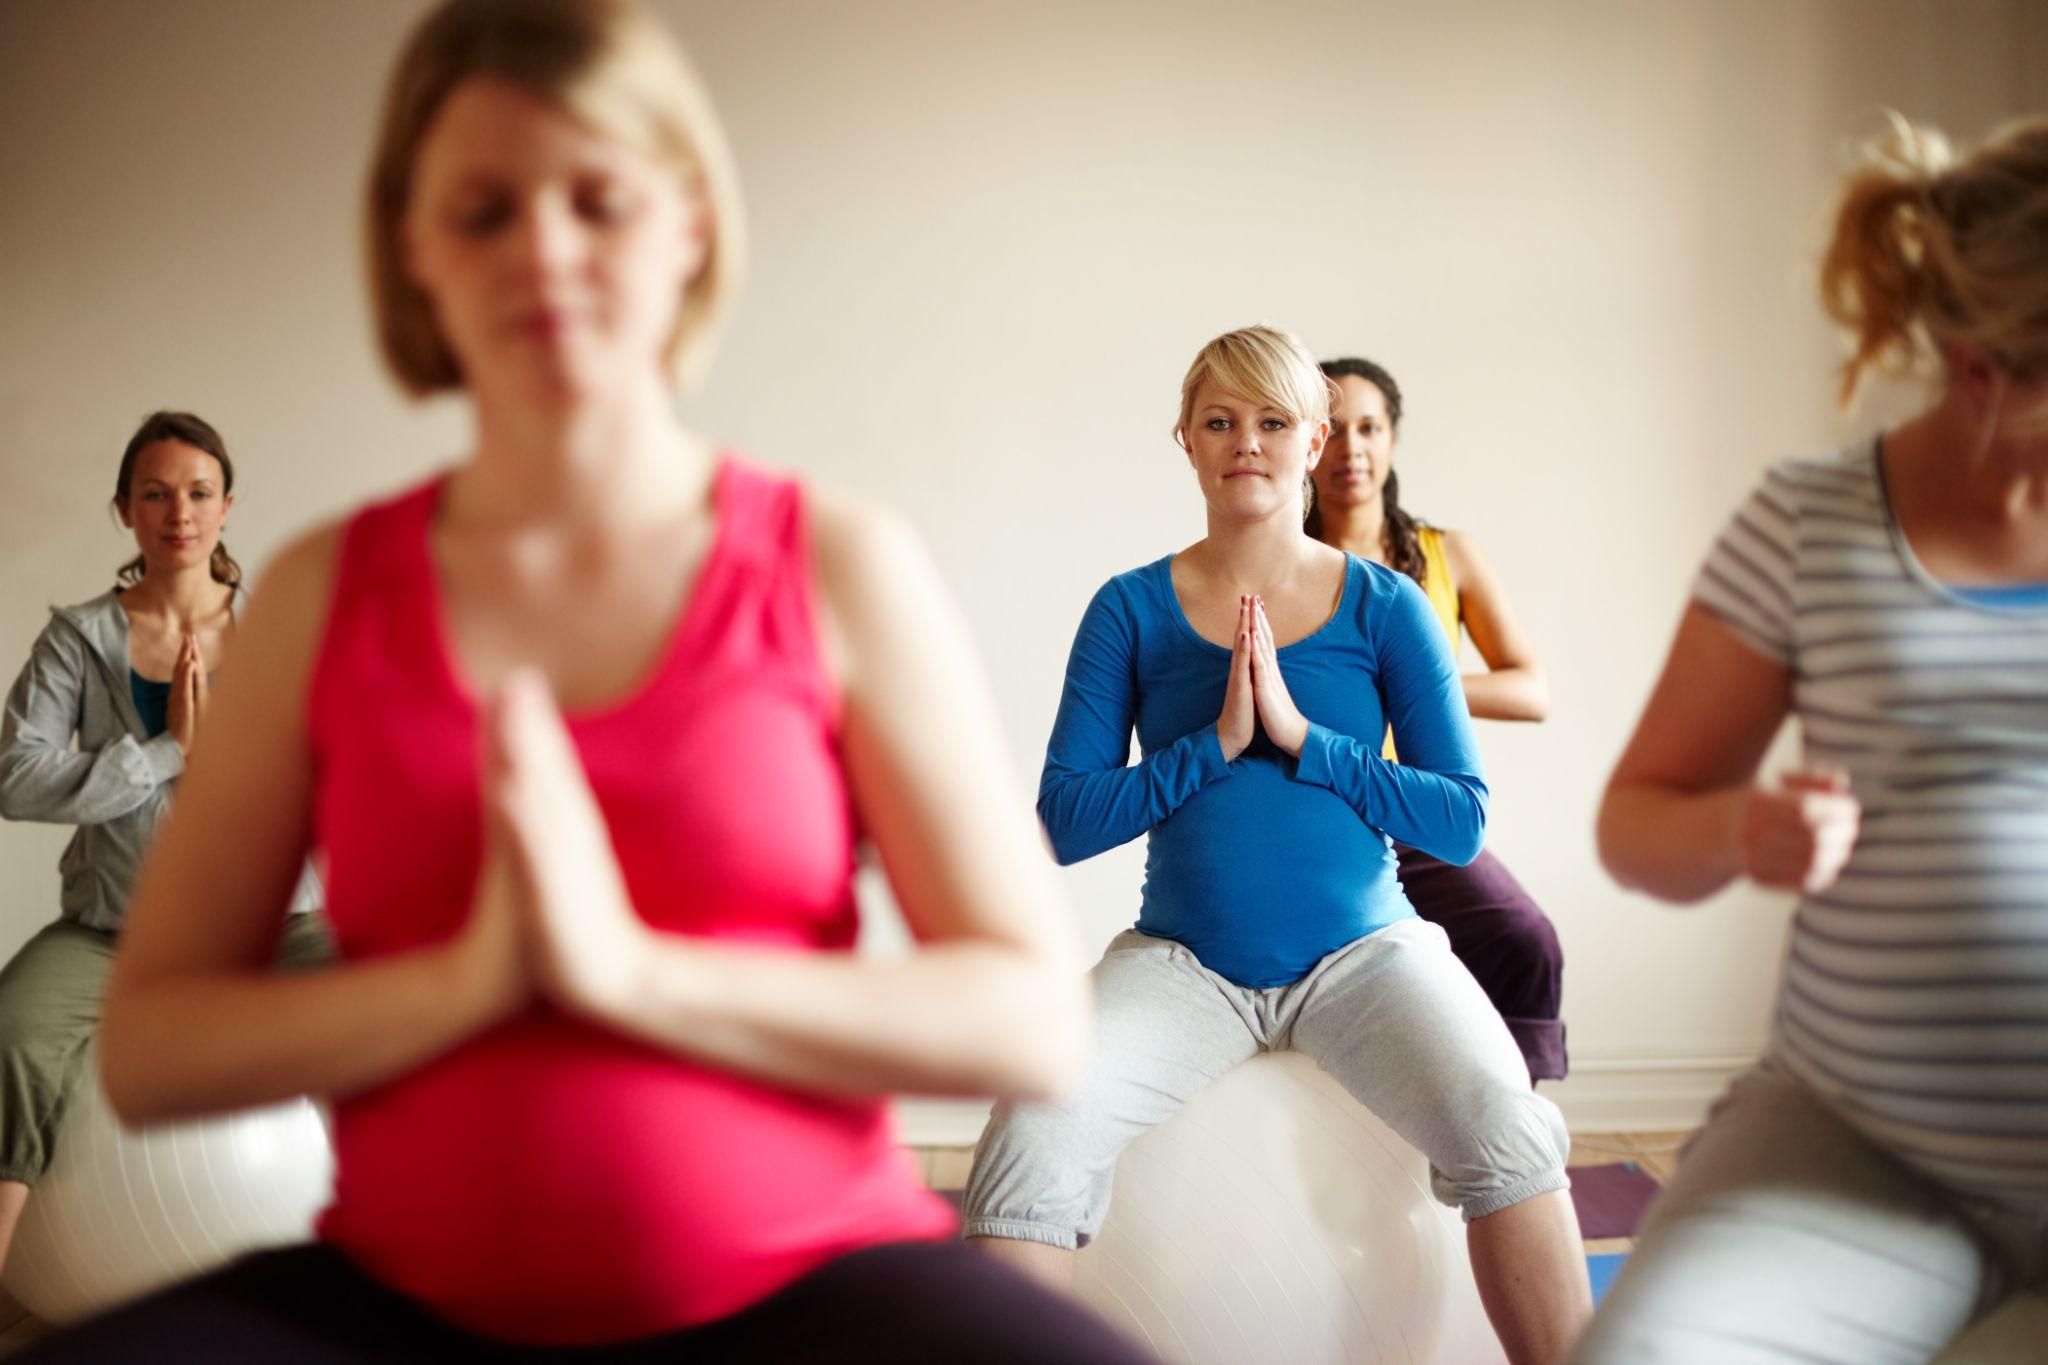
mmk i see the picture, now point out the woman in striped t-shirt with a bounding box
[1574,116,2048,1365]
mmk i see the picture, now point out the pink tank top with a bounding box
[306,455,955,1345]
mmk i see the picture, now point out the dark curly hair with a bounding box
[1310,357,1426,587]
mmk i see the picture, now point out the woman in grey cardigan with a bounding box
[0,411,324,1273]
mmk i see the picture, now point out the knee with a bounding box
[0,993,56,1069]
[1458,1082,1566,1163]
[1426,1086,1570,1218]
[963,1102,1103,1247]
[1481,910,1564,1023]
[1501,907,1564,978]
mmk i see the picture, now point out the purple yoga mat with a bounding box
[1568,1162,1663,1240]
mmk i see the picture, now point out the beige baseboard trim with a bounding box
[892,1052,1759,1148]
[1542,1052,1754,1134]
[893,1098,993,1148]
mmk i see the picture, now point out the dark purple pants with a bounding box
[1395,844,1567,1082]
[13,1241,1157,1364]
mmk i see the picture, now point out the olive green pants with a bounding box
[0,913,332,1185]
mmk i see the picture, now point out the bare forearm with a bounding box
[1597,782,1749,903]
[102,944,498,1123]
[596,940,1088,1102]
[1461,667,1549,722]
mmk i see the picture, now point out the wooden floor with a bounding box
[1565,1130,1688,1257]
[913,1129,1693,1259]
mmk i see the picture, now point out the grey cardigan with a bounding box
[0,589,318,931]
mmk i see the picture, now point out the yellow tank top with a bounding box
[1384,526,1459,760]
[1415,526,1460,650]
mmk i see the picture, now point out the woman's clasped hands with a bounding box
[449,669,655,1029]
[1218,594,1311,761]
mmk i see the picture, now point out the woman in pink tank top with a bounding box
[36,3,1148,1361]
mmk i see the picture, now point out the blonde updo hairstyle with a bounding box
[1821,113,2048,420]
[1175,325,1336,523]
[367,0,746,396]
[1175,325,1335,435]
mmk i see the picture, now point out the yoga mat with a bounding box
[1587,1253,1627,1305]
[1567,1162,1662,1240]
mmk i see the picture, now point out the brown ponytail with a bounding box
[1821,114,2048,407]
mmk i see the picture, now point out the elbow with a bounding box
[97,1010,164,1127]
[1486,674,1549,723]
[1472,668,1549,723]
[1595,787,1718,905]
[1594,787,1650,892]
[1445,782,1489,866]
[0,763,40,822]
[1593,817,1638,894]
[1034,799,1090,867]
[98,973,203,1126]
[1593,790,1630,886]
[986,962,1091,1104]
[974,957,1089,1105]
[994,1040,1085,1107]
[99,1072,158,1129]
[1044,836,1088,868]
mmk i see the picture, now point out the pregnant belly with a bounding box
[318,1015,951,1345]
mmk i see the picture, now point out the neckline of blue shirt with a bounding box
[1150,553,1360,658]
[1945,581,2048,607]
[1871,435,2048,615]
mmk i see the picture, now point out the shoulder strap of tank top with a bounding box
[1414,526,1460,645]
[710,455,801,567]
[306,477,446,740]
[333,478,443,601]
[706,454,840,725]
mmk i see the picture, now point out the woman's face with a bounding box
[119,440,231,576]
[1313,374,1397,516]
[401,78,706,406]
[1179,379,1327,525]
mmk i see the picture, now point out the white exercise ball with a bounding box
[1,1047,334,1323]
[1073,1050,1504,1365]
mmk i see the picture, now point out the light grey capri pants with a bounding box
[964,919,1571,1250]
[1568,1058,2048,1365]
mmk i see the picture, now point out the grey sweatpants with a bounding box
[1569,1058,2048,1365]
[964,919,1570,1249]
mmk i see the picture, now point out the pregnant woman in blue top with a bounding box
[963,326,1591,1365]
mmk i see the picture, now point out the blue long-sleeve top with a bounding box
[1038,554,1488,987]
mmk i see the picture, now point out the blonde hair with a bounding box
[1820,113,2048,407]
[366,0,746,396]
[1174,325,1335,436]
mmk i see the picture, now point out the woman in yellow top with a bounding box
[1308,357,1565,1082]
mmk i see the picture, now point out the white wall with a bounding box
[3,1,2042,1131]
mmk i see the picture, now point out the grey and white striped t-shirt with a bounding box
[1694,437,2048,1206]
